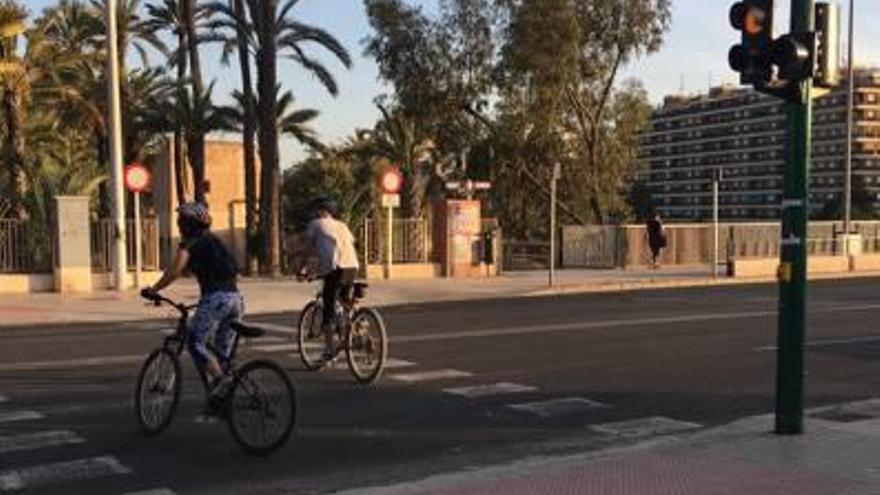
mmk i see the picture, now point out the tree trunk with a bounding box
[174,25,188,205]
[403,168,427,262]
[173,132,187,205]
[233,0,259,275]
[3,86,25,217]
[182,0,206,203]
[256,0,281,276]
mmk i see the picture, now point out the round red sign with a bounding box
[124,163,151,193]
[381,167,403,194]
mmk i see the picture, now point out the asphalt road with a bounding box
[2,278,880,494]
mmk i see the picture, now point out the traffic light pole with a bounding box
[776,0,814,435]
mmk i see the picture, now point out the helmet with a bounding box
[308,195,337,216]
[177,202,212,228]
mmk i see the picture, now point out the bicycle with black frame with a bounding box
[134,292,297,456]
[296,276,388,385]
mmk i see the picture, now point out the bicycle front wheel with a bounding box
[346,307,388,385]
[227,359,297,456]
[134,348,181,436]
[297,301,325,371]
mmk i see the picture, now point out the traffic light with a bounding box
[728,0,774,86]
[728,0,835,102]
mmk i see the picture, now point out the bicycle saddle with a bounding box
[230,321,266,338]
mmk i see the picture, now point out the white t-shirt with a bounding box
[305,217,360,275]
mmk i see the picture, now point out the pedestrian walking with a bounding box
[646,211,666,269]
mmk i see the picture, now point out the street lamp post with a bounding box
[843,0,855,243]
[105,0,128,290]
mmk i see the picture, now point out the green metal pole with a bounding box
[776,0,814,435]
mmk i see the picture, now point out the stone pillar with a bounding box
[54,196,93,293]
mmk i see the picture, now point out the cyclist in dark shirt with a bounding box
[142,202,243,397]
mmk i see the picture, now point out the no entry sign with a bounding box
[124,163,151,193]
[381,167,403,194]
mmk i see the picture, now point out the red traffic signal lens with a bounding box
[743,9,766,35]
[730,2,767,34]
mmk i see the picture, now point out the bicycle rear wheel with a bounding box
[227,359,297,456]
[346,307,388,385]
[297,301,325,370]
[134,348,181,436]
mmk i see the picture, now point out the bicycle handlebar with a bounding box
[141,291,196,315]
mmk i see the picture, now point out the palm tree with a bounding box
[145,0,190,204]
[205,0,259,273]
[241,0,353,275]
[372,103,436,220]
[0,0,29,216]
[89,0,166,73]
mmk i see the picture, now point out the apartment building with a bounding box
[638,69,880,221]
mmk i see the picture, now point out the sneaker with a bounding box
[316,349,338,369]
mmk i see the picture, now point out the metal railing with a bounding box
[359,218,431,265]
[0,219,52,273]
[503,240,551,270]
[91,218,160,273]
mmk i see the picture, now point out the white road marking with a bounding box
[0,411,44,424]
[390,302,880,344]
[158,328,175,336]
[590,416,702,439]
[0,355,142,372]
[0,431,85,455]
[507,397,607,417]
[258,323,298,335]
[445,382,538,399]
[384,358,416,369]
[390,370,473,383]
[123,489,176,495]
[251,343,299,353]
[757,335,880,352]
[0,395,7,403]
[249,336,286,344]
[0,456,131,491]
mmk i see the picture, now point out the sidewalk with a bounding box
[0,266,876,327]
[342,401,880,495]
[0,267,718,327]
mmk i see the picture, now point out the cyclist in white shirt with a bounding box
[296,196,360,365]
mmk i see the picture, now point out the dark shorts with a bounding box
[322,268,358,327]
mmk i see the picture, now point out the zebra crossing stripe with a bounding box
[390,369,473,383]
[0,411,44,424]
[444,382,538,399]
[251,343,299,353]
[122,489,176,495]
[590,416,702,439]
[384,358,416,369]
[507,397,607,417]
[0,431,85,455]
[0,456,131,491]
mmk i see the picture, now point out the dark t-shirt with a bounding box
[647,219,665,247]
[181,233,239,295]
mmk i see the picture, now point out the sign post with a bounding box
[380,167,403,280]
[550,163,561,287]
[713,168,724,278]
[125,163,151,288]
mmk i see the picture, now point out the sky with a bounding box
[27,0,880,165]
